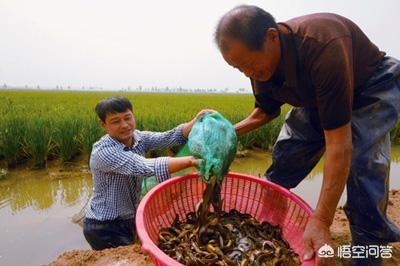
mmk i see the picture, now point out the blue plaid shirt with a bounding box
[85,124,186,221]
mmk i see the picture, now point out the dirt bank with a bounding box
[50,244,152,266]
[331,189,400,266]
[50,189,400,266]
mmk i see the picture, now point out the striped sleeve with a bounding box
[154,156,171,183]
[90,144,170,180]
[139,124,187,152]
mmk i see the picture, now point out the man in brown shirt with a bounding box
[215,5,400,265]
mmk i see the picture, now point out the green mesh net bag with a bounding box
[188,112,237,182]
[141,112,237,197]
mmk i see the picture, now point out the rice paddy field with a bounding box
[0,89,399,169]
[0,90,287,168]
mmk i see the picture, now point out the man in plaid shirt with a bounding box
[83,96,212,250]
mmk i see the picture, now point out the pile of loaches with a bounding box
[157,180,301,266]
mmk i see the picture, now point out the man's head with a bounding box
[215,5,281,81]
[95,96,135,145]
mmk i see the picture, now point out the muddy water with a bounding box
[0,146,399,265]
[0,163,93,266]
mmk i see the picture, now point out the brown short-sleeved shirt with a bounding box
[252,13,385,130]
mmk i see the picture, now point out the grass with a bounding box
[0,89,399,168]
[0,116,26,166]
[23,117,54,168]
[80,115,106,157]
[54,116,82,162]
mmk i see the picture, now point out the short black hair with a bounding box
[214,5,278,51]
[95,96,133,122]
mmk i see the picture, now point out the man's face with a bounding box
[101,109,136,144]
[221,28,281,81]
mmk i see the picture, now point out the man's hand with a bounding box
[182,109,217,138]
[303,215,336,265]
[190,157,203,168]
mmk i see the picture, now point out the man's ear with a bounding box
[264,28,279,44]
[99,119,106,130]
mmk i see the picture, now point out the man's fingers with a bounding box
[196,109,217,119]
[196,159,204,168]
[303,238,314,261]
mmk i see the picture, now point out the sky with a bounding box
[1,0,399,91]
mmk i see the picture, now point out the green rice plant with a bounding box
[23,117,54,168]
[0,116,26,166]
[391,121,400,144]
[80,116,105,156]
[54,117,82,162]
[255,116,284,150]
[238,133,255,150]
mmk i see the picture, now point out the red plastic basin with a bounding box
[136,172,315,266]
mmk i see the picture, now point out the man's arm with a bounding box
[91,144,198,183]
[167,156,198,173]
[140,109,215,152]
[139,125,187,152]
[303,122,352,262]
[234,107,279,137]
[316,122,352,224]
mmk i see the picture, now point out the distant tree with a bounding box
[3,83,7,89]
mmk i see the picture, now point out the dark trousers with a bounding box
[83,218,136,250]
[265,57,400,265]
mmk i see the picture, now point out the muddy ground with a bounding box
[50,189,400,266]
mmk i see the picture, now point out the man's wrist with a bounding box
[182,121,193,138]
[188,156,196,167]
[311,212,333,228]
[191,157,202,168]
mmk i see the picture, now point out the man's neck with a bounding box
[112,135,133,148]
[123,139,133,148]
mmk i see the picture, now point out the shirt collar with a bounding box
[277,22,298,89]
[105,131,142,150]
